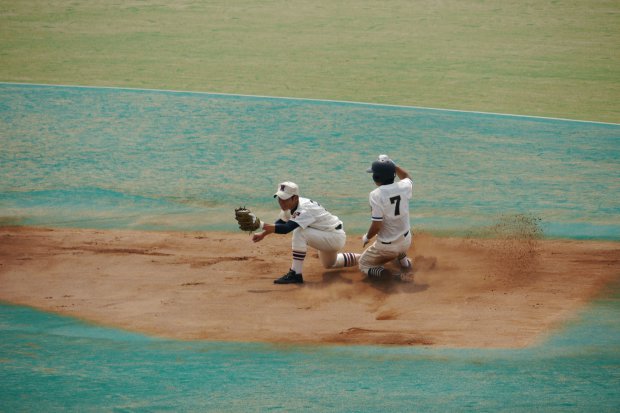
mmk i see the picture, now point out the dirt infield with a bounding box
[1,226,618,348]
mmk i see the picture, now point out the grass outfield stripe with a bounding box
[2,81,618,127]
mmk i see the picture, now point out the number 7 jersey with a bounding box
[369,177,413,243]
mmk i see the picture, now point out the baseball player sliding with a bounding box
[235,182,360,284]
[233,154,413,283]
[359,154,414,280]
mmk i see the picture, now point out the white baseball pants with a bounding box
[359,231,412,274]
[292,227,346,268]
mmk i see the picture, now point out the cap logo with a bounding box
[280,184,286,191]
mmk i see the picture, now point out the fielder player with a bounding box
[252,181,361,284]
[359,155,413,280]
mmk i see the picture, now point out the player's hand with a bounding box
[252,232,266,243]
[362,233,370,247]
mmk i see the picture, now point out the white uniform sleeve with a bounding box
[369,191,384,222]
[402,177,413,199]
[290,206,315,229]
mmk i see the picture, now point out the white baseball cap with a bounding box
[273,181,299,200]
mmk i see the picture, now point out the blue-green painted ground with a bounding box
[1,83,619,411]
[1,291,618,412]
[1,83,619,239]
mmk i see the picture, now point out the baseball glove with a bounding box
[234,206,262,232]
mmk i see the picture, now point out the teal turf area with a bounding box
[0,293,618,412]
[1,83,618,239]
[1,84,619,411]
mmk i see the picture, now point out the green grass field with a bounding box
[0,0,618,122]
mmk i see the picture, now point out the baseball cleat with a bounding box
[401,257,412,271]
[274,270,304,284]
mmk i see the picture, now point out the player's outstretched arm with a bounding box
[252,223,275,242]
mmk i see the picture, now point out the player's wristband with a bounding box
[362,233,369,244]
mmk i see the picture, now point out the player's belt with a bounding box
[380,231,410,244]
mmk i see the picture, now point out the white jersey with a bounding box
[288,197,342,231]
[369,178,413,243]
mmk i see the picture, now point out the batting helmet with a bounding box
[368,160,396,184]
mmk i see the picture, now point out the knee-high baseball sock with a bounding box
[333,252,361,268]
[368,266,388,278]
[291,250,306,274]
